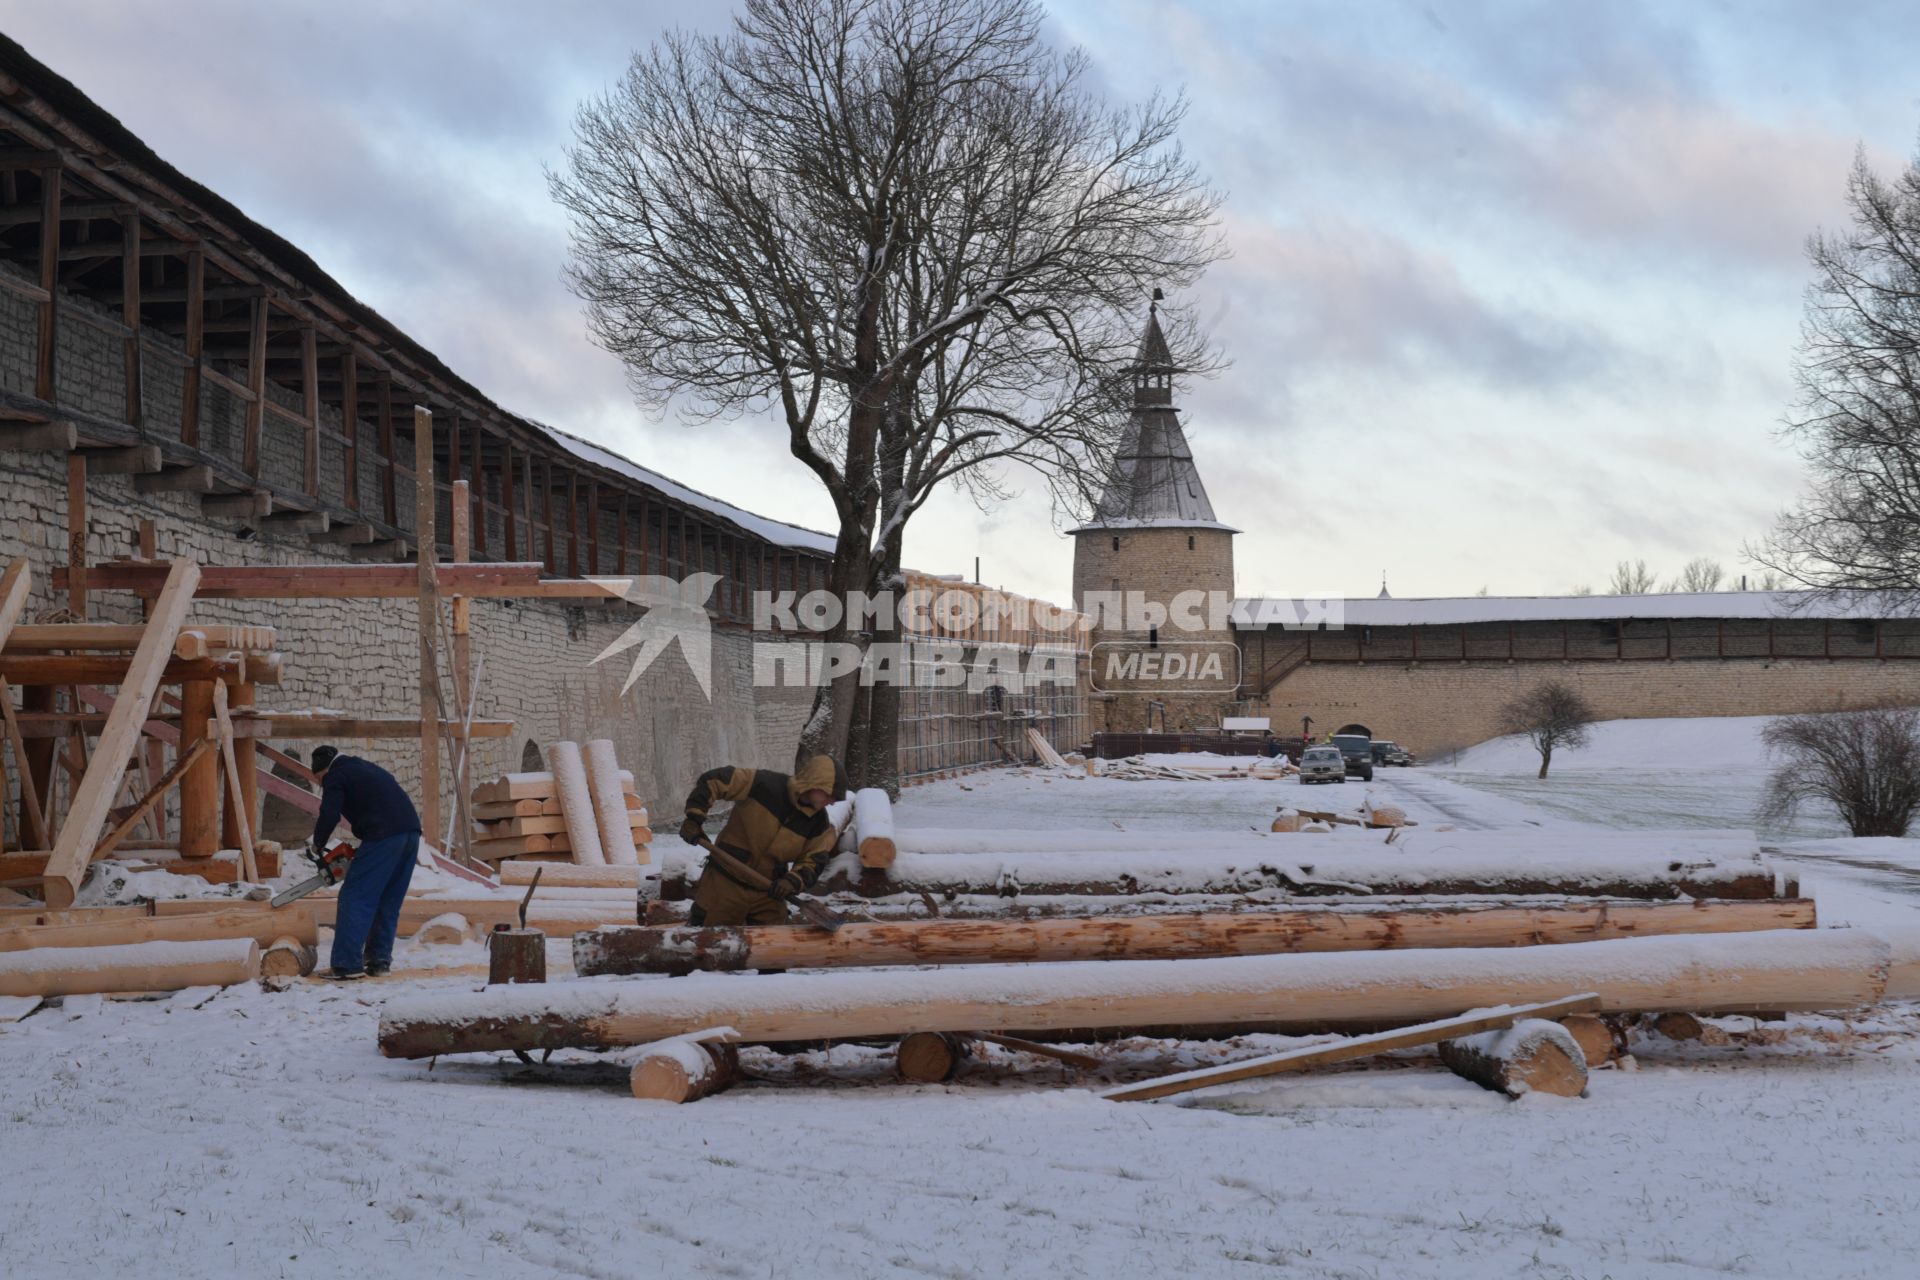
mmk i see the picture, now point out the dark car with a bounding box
[1370,740,1413,767]
[1330,734,1374,781]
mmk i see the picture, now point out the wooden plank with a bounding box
[415,405,443,846]
[66,453,87,617]
[179,250,203,445]
[0,421,77,451]
[1101,994,1603,1102]
[35,164,59,400]
[41,560,200,907]
[0,678,49,847]
[0,562,48,849]
[450,477,473,865]
[211,682,259,881]
[90,738,209,862]
[301,326,319,494]
[120,209,142,428]
[60,561,544,599]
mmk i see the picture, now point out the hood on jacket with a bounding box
[788,755,846,812]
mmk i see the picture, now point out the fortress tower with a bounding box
[1070,305,1240,732]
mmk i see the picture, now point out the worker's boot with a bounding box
[366,962,392,977]
[324,968,365,981]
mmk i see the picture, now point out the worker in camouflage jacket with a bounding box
[680,755,847,925]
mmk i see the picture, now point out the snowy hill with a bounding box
[1449,714,1777,775]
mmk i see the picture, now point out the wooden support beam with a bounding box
[0,654,280,687]
[177,679,218,859]
[212,681,259,881]
[179,249,203,445]
[4,624,277,654]
[134,465,215,494]
[575,900,1820,976]
[301,325,319,495]
[65,453,86,617]
[379,377,398,525]
[120,209,143,429]
[201,491,272,519]
[0,421,77,451]
[341,349,359,511]
[90,738,209,862]
[77,445,161,474]
[1104,995,1602,1103]
[385,930,1898,1061]
[35,165,59,401]
[416,405,444,846]
[450,478,474,864]
[0,561,45,851]
[240,294,268,475]
[41,560,199,907]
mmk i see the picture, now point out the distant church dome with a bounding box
[1377,575,1391,600]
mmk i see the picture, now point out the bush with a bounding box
[1760,704,1920,837]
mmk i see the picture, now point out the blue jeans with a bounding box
[329,832,420,974]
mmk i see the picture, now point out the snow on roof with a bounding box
[1231,590,1910,628]
[543,424,837,555]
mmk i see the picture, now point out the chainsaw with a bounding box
[270,840,356,908]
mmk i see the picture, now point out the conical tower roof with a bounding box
[1070,306,1237,533]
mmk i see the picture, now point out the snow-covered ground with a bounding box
[6,717,1920,1279]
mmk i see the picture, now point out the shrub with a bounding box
[1760,704,1920,837]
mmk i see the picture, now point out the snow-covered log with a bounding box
[885,827,1763,858]
[575,900,1817,976]
[545,742,605,866]
[854,787,897,869]
[630,1034,741,1102]
[0,904,317,951]
[259,935,318,978]
[414,913,475,945]
[499,862,644,889]
[783,847,1782,901]
[585,739,643,867]
[378,929,1891,1059]
[1557,1013,1622,1065]
[0,937,259,997]
[1439,1019,1589,1097]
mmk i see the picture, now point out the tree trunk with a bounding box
[486,926,546,985]
[629,1038,740,1103]
[0,938,259,998]
[573,900,1818,976]
[896,1031,969,1082]
[380,928,1892,1058]
[1439,1019,1588,1097]
[1538,745,1551,779]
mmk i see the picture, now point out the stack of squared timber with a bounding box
[468,751,651,865]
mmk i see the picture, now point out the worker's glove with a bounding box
[769,872,806,901]
[680,815,707,846]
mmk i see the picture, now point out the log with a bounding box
[1558,1013,1622,1066]
[379,929,1893,1059]
[630,1036,740,1103]
[545,742,605,866]
[0,653,282,686]
[885,827,1764,858]
[471,769,633,804]
[572,900,1820,976]
[487,926,546,984]
[0,904,316,952]
[897,1031,968,1083]
[1439,1019,1589,1098]
[854,787,896,869]
[415,912,474,945]
[473,799,545,820]
[2,623,277,653]
[1102,994,1600,1102]
[161,895,519,937]
[1652,1011,1705,1041]
[585,739,643,867]
[468,834,558,860]
[1,849,278,885]
[798,847,1784,902]
[0,937,259,997]
[499,862,643,890]
[259,935,318,979]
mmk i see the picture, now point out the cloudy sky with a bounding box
[10,1,1919,602]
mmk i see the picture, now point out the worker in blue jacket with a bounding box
[309,745,422,980]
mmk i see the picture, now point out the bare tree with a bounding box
[1497,680,1596,779]
[1760,703,1920,836]
[552,0,1224,782]
[1567,583,1594,596]
[1670,557,1724,593]
[1608,560,1657,594]
[1752,149,1920,610]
